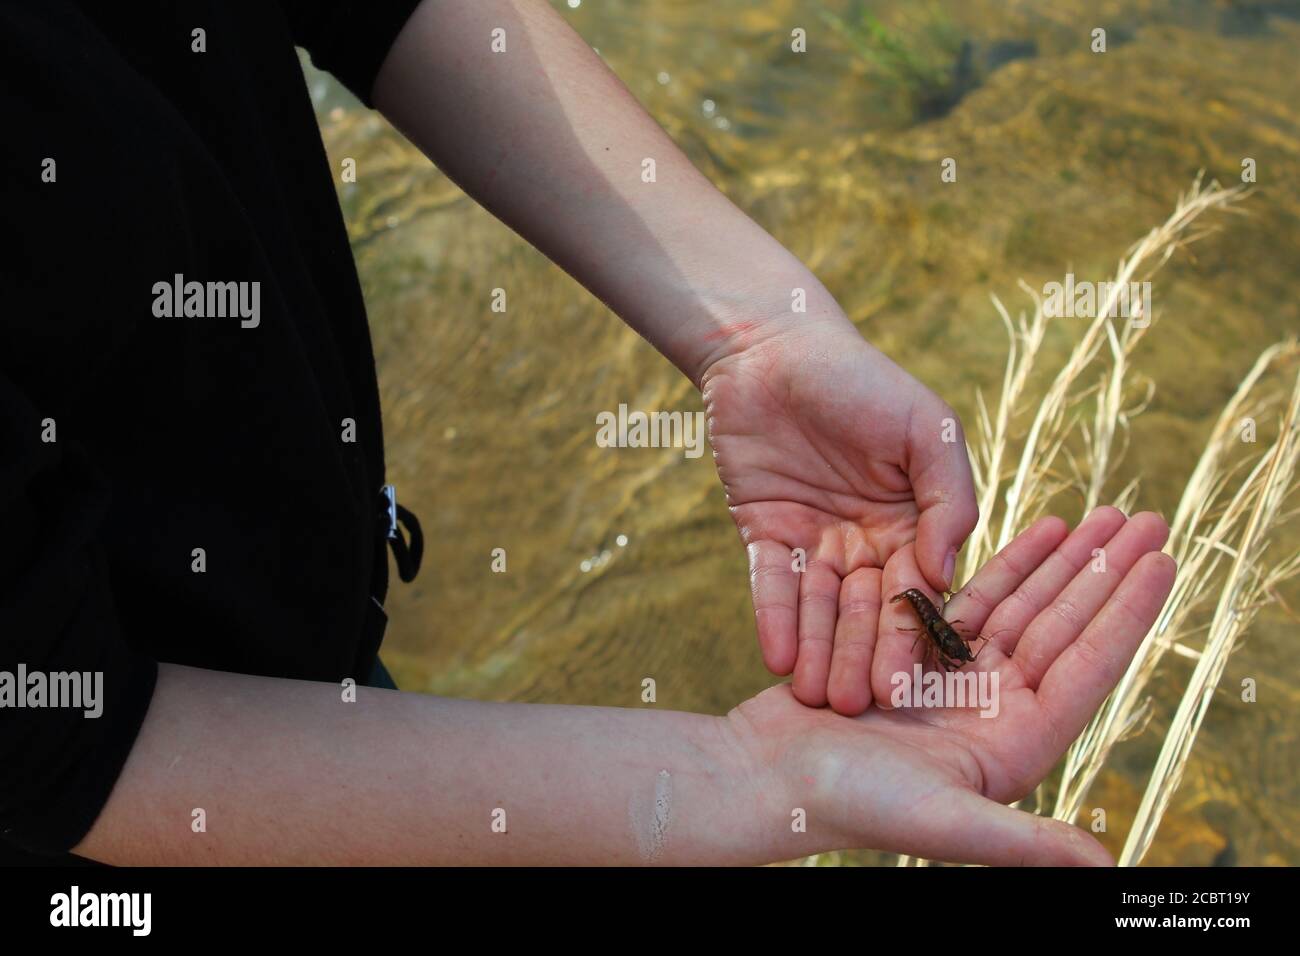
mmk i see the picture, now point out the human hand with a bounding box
[700,317,978,713]
[723,508,1174,866]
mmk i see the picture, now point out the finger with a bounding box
[871,543,938,707]
[746,541,800,675]
[1038,551,1177,742]
[981,506,1129,657]
[1015,512,1170,688]
[903,790,1114,867]
[943,515,1069,640]
[908,402,979,592]
[826,568,883,716]
[791,558,841,707]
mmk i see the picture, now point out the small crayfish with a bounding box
[890,588,989,672]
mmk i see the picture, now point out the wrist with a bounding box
[709,702,846,864]
[698,712,795,864]
[676,271,855,389]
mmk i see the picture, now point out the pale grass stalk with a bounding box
[961,177,1246,582]
[1117,370,1300,865]
[965,282,1047,573]
[1051,340,1299,827]
[896,178,1272,869]
[990,176,1247,559]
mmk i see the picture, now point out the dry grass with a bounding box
[901,176,1300,866]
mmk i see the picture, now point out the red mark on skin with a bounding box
[702,321,761,343]
[803,775,815,786]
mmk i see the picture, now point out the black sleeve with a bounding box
[278,0,426,106]
[0,4,160,855]
[0,380,159,854]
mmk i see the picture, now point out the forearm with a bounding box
[73,663,797,865]
[372,0,849,384]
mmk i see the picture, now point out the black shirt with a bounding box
[0,0,423,861]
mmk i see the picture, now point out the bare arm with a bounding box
[74,664,792,865]
[368,2,988,689]
[73,513,1171,867]
[371,0,849,384]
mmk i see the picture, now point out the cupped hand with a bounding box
[724,508,1175,866]
[700,318,978,713]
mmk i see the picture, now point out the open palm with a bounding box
[726,507,1174,866]
[701,321,978,712]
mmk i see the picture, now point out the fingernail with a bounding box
[943,549,957,588]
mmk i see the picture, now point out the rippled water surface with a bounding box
[306,0,1300,865]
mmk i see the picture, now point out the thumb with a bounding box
[907,790,1114,867]
[908,401,978,591]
